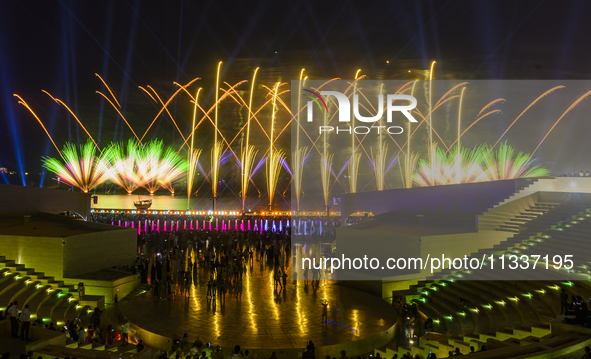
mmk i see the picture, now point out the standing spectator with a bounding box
[206,279,212,297]
[213,346,224,359]
[7,301,19,339]
[122,320,130,346]
[106,324,114,345]
[86,325,94,343]
[321,300,329,322]
[302,348,315,359]
[77,326,86,344]
[190,342,200,358]
[78,282,85,299]
[181,333,191,354]
[560,289,569,314]
[19,304,31,341]
[282,271,287,289]
[228,345,243,359]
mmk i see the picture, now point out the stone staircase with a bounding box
[487,178,547,212]
[0,256,97,327]
[33,283,153,358]
[495,202,558,233]
[34,342,151,358]
[388,201,591,358]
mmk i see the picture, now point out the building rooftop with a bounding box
[341,211,477,236]
[0,213,129,238]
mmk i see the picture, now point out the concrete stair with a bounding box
[0,256,92,326]
[390,200,591,358]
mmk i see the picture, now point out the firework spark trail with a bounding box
[187,148,202,198]
[320,106,333,206]
[14,94,62,158]
[176,80,247,155]
[241,68,260,211]
[446,109,502,152]
[293,69,306,211]
[354,88,404,152]
[299,80,356,195]
[369,83,388,191]
[95,73,121,108]
[42,90,101,152]
[370,142,389,191]
[404,80,419,189]
[146,85,188,146]
[240,144,258,210]
[188,88,202,208]
[477,98,505,117]
[267,150,285,210]
[349,70,362,193]
[210,62,224,210]
[220,83,288,154]
[138,86,157,103]
[211,141,223,203]
[433,82,470,109]
[428,61,436,175]
[306,80,458,192]
[409,110,450,152]
[43,140,110,193]
[325,80,416,189]
[96,91,142,144]
[140,77,201,143]
[321,154,334,207]
[494,86,565,149]
[455,87,466,184]
[533,89,591,156]
[267,83,284,210]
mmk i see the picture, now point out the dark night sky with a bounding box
[1,0,591,185]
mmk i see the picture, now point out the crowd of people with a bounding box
[561,289,591,326]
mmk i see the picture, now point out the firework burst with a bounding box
[104,139,143,194]
[413,144,488,187]
[481,142,549,180]
[43,140,110,193]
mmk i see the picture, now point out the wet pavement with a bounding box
[124,250,397,350]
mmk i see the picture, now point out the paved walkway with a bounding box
[125,252,397,350]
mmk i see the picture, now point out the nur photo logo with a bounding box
[301,86,418,135]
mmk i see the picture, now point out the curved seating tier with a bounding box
[389,201,591,358]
